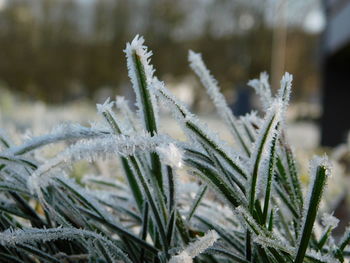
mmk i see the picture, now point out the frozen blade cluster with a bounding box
[0,34,344,263]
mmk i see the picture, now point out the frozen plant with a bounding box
[0,35,349,263]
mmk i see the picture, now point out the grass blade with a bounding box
[294,157,330,263]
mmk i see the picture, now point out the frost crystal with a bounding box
[124,35,159,130]
[188,50,249,155]
[156,143,183,169]
[188,51,225,112]
[321,213,339,229]
[278,72,293,104]
[5,123,105,155]
[169,230,219,263]
[27,133,170,194]
[247,72,272,111]
[97,97,114,114]
[169,252,192,263]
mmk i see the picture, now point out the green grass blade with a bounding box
[185,158,245,208]
[186,185,207,222]
[125,36,163,191]
[294,157,330,263]
[188,51,250,156]
[262,130,278,224]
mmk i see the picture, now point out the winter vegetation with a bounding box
[0,35,349,263]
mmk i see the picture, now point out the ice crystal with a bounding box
[124,35,159,131]
[247,72,272,111]
[96,97,115,115]
[156,143,183,169]
[321,213,339,229]
[169,230,219,263]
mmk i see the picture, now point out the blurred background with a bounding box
[0,0,323,101]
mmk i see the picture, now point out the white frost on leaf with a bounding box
[124,35,159,130]
[188,51,226,114]
[5,123,105,155]
[97,97,114,115]
[247,99,283,199]
[247,72,272,111]
[297,155,331,243]
[321,213,339,229]
[277,72,293,105]
[27,133,170,194]
[169,251,193,263]
[188,50,249,155]
[169,230,219,263]
[156,143,183,169]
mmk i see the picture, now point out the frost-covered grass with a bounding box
[0,35,349,263]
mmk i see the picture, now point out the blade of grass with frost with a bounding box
[262,124,278,224]
[169,230,219,263]
[276,72,303,211]
[244,99,283,260]
[116,96,138,131]
[195,215,245,254]
[284,144,303,212]
[247,100,282,214]
[185,159,245,208]
[127,156,169,252]
[139,202,149,262]
[8,124,106,156]
[97,100,143,211]
[0,182,30,195]
[335,227,350,262]
[28,133,167,182]
[186,184,208,222]
[78,207,159,254]
[273,183,299,219]
[202,143,246,193]
[154,79,248,180]
[247,72,272,112]
[188,51,250,156]
[294,157,330,263]
[0,154,37,170]
[16,244,61,263]
[0,227,133,263]
[206,248,250,263]
[338,227,350,252]
[10,192,46,228]
[124,35,163,191]
[53,177,111,221]
[317,213,339,250]
[0,129,11,148]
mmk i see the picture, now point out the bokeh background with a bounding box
[0,0,324,102]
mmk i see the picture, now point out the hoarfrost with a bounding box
[169,230,219,263]
[247,72,272,111]
[156,143,183,169]
[321,213,339,229]
[27,133,171,194]
[124,35,159,131]
[96,97,114,115]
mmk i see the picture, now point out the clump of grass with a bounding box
[0,35,349,263]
